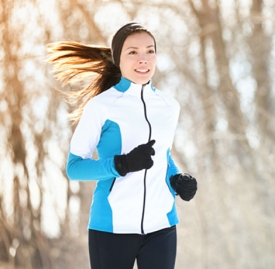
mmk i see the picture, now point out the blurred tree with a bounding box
[0,0,274,268]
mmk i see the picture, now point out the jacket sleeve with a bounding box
[167,150,180,177]
[66,152,120,180]
[66,97,121,181]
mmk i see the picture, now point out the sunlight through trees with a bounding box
[0,0,274,268]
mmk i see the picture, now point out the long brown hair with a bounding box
[47,41,121,123]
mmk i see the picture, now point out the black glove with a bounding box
[114,140,156,176]
[170,173,197,201]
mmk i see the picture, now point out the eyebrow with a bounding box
[125,45,155,51]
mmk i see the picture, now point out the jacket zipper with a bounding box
[140,84,152,234]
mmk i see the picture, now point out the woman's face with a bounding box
[119,32,156,84]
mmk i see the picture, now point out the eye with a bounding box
[129,50,137,55]
[148,49,155,54]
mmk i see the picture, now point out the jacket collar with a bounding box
[113,77,156,97]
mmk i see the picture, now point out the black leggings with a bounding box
[88,226,177,269]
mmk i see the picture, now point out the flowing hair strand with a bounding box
[46,41,121,123]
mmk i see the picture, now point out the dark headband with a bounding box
[111,22,156,67]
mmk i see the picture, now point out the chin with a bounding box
[133,76,151,85]
[135,80,150,85]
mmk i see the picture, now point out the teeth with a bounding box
[136,70,148,73]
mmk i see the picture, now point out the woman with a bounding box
[47,22,197,269]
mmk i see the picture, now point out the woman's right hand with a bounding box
[114,140,156,176]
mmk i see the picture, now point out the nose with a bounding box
[138,54,148,64]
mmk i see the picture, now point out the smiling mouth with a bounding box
[135,69,150,73]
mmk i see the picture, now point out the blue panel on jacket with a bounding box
[89,180,114,232]
[97,120,122,158]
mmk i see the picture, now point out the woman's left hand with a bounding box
[170,173,197,201]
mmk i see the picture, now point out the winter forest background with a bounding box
[0,0,275,268]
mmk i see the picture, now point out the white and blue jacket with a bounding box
[67,77,180,234]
